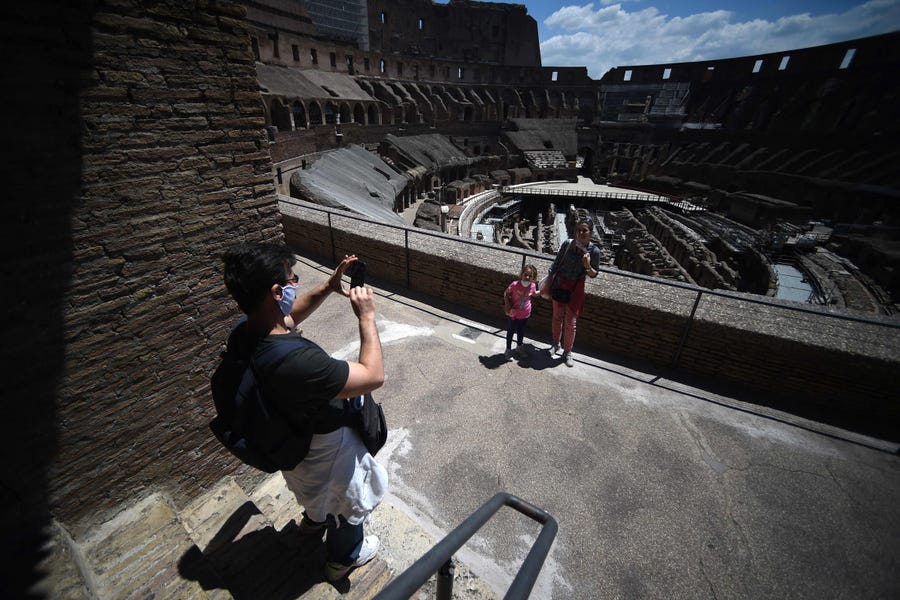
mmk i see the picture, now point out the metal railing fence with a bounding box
[373,493,558,600]
[278,197,900,348]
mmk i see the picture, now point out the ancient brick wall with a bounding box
[368,0,541,68]
[281,199,900,440]
[4,0,281,541]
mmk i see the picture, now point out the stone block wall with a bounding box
[3,0,281,554]
[281,199,900,440]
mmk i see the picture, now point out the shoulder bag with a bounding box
[348,393,388,455]
[550,273,572,304]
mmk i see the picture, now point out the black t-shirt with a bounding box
[255,332,351,434]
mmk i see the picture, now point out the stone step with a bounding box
[31,520,91,599]
[79,493,211,599]
[35,474,500,599]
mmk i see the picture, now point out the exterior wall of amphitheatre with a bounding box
[3,3,898,588]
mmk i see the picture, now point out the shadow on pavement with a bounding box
[178,501,336,599]
[478,344,563,371]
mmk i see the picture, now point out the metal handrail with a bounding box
[501,185,705,212]
[373,493,558,600]
[277,196,900,331]
[505,185,668,202]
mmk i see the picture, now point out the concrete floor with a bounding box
[289,253,900,600]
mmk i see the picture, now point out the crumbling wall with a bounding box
[368,0,541,68]
[608,209,693,283]
[638,207,737,290]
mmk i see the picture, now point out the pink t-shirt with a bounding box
[506,280,536,319]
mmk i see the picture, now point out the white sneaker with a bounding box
[325,535,380,582]
[563,352,574,367]
[550,344,560,355]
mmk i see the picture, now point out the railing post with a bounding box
[328,212,336,265]
[671,290,703,368]
[405,229,411,289]
[436,559,454,600]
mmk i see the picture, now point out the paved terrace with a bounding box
[42,252,900,599]
[271,254,899,598]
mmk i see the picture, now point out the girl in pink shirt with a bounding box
[503,264,539,359]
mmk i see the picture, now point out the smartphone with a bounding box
[348,260,367,288]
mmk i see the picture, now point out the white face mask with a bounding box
[278,283,297,317]
[520,279,531,288]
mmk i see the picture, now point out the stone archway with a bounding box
[353,103,366,124]
[404,103,418,124]
[324,101,337,125]
[292,100,307,129]
[270,98,292,131]
[308,101,323,126]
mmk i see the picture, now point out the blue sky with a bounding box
[513,0,900,77]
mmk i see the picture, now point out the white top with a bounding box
[281,426,388,526]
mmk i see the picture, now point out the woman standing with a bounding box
[543,217,601,367]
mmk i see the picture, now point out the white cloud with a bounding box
[540,0,900,78]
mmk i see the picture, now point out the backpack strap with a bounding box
[251,334,313,373]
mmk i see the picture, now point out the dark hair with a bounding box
[222,242,295,314]
[522,264,538,279]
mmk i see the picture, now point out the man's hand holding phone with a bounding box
[348,260,367,289]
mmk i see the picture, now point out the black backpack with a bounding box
[209,319,313,473]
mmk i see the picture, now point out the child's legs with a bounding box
[514,317,528,345]
[562,307,578,352]
[505,318,515,349]
[551,301,565,344]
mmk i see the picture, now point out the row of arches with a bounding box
[269,98,384,131]
[265,81,600,132]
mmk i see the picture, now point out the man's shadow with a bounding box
[478,344,561,371]
[178,501,347,598]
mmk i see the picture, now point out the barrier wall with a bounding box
[280,198,900,441]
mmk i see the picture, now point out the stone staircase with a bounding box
[33,475,499,599]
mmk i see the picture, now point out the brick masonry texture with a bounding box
[4,0,281,537]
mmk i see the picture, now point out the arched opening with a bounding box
[404,104,418,124]
[354,103,366,124]
[270,98,292,131]
[368,104,379,125]
[308,101,323,126]
[463,105,474,121]
[339,102,351,124]
[324,101,336,125]
[292,100,306,129]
